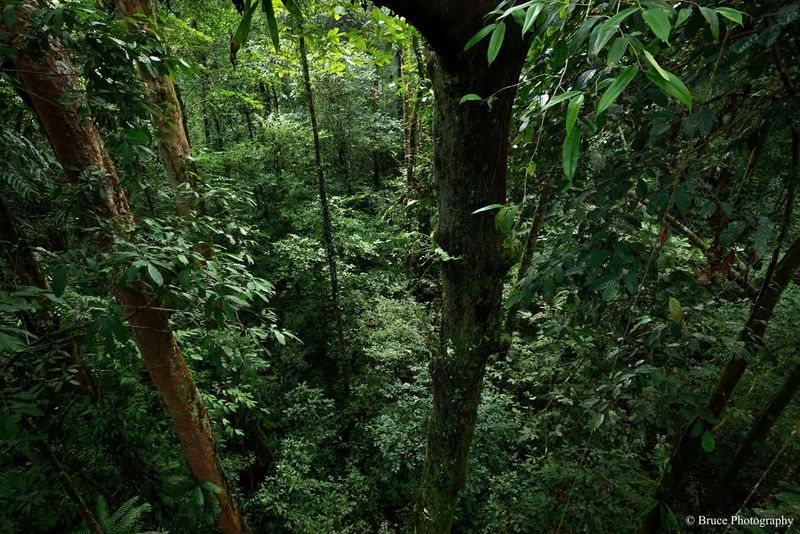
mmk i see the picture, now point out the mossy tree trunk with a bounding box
[374,2,526,531]
[7,4,246,532]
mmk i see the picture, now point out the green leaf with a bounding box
[541,90,581,110]
[566,94,584,134]
[590,7,638,56]
[642,8,671,43]
[262,0,280,51]
[51,266,69,298]
[459,94,482,104]
[522,2,544,35]
[676,7,692,27]
[645,69,692,110]
[3,5,16,28]
[668,296,683,323]
[562,127,581,181]
[715,7,743,25]
[700,7,720,41]
[147,263,163,286]
[464,23,496,51]
[230,0,259,63]
[596,65,638,115]
[606,37,628,66]
[643,50,669,80]
[487,21,506,64]
[472,204,504,215]
[701,431,716,453]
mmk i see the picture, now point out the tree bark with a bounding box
[297,32,346,356]
[117,0,197,216]
[6,5,246,532]
[373,2,526,531]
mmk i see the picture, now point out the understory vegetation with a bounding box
[1,0,799,532]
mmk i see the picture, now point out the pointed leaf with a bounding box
[541,90,581,110]
[562,126,581,181]
[262,0,280,51]
[522,2,544,35]
[642,8,671,43]
[645,69,692,110]
[147,263,164,286]
[596,65,638,115]
[487,21,506,64]
[700,7,720,40]
[459,93,482,104]
[566,94,584,134]
[51,266,69,297]
[715,7,743,25]
[643,49,669,80]
[464,23,496,51]
[607,37,628,66]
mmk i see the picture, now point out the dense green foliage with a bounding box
[1,0,799,532]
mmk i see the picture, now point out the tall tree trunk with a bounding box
[297,32,346,356]
[373,2,526,530]
[117,0,197,216]
[6,5,246,532]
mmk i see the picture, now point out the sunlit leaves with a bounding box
[715,7,744,25]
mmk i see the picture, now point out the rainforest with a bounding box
[1,0,799,532]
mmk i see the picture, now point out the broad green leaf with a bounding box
[700,7,720,40]
[566,94,584,134]
[459,94,482,104]
[464,23,496,51]
[668,296,683,322]
[642,9,671,43]
[541,90,581,110]
[715,7,743,25]
[645,69,692,110]
[262,0,280,51]
[472,204,504,215]
[701,431,716,453]
[590,7,638,56]
[487,21,506,64]
[676,7,692,27]
[643,50,669,80]
[562,127,581,180]
[522,2,544,35]
[147,263,163,286]
[606,37,628,66]
[3,5,16,28]
[51,266,69,298]
[596,65,638,115]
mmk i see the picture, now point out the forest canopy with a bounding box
[1,0,799,532]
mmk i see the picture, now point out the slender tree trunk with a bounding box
[174,82,192,147]
[258,81,272,117]
[26,422,104,534]
[6,6,246,532]
[297,32,346,356]
[117,0,197,216]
